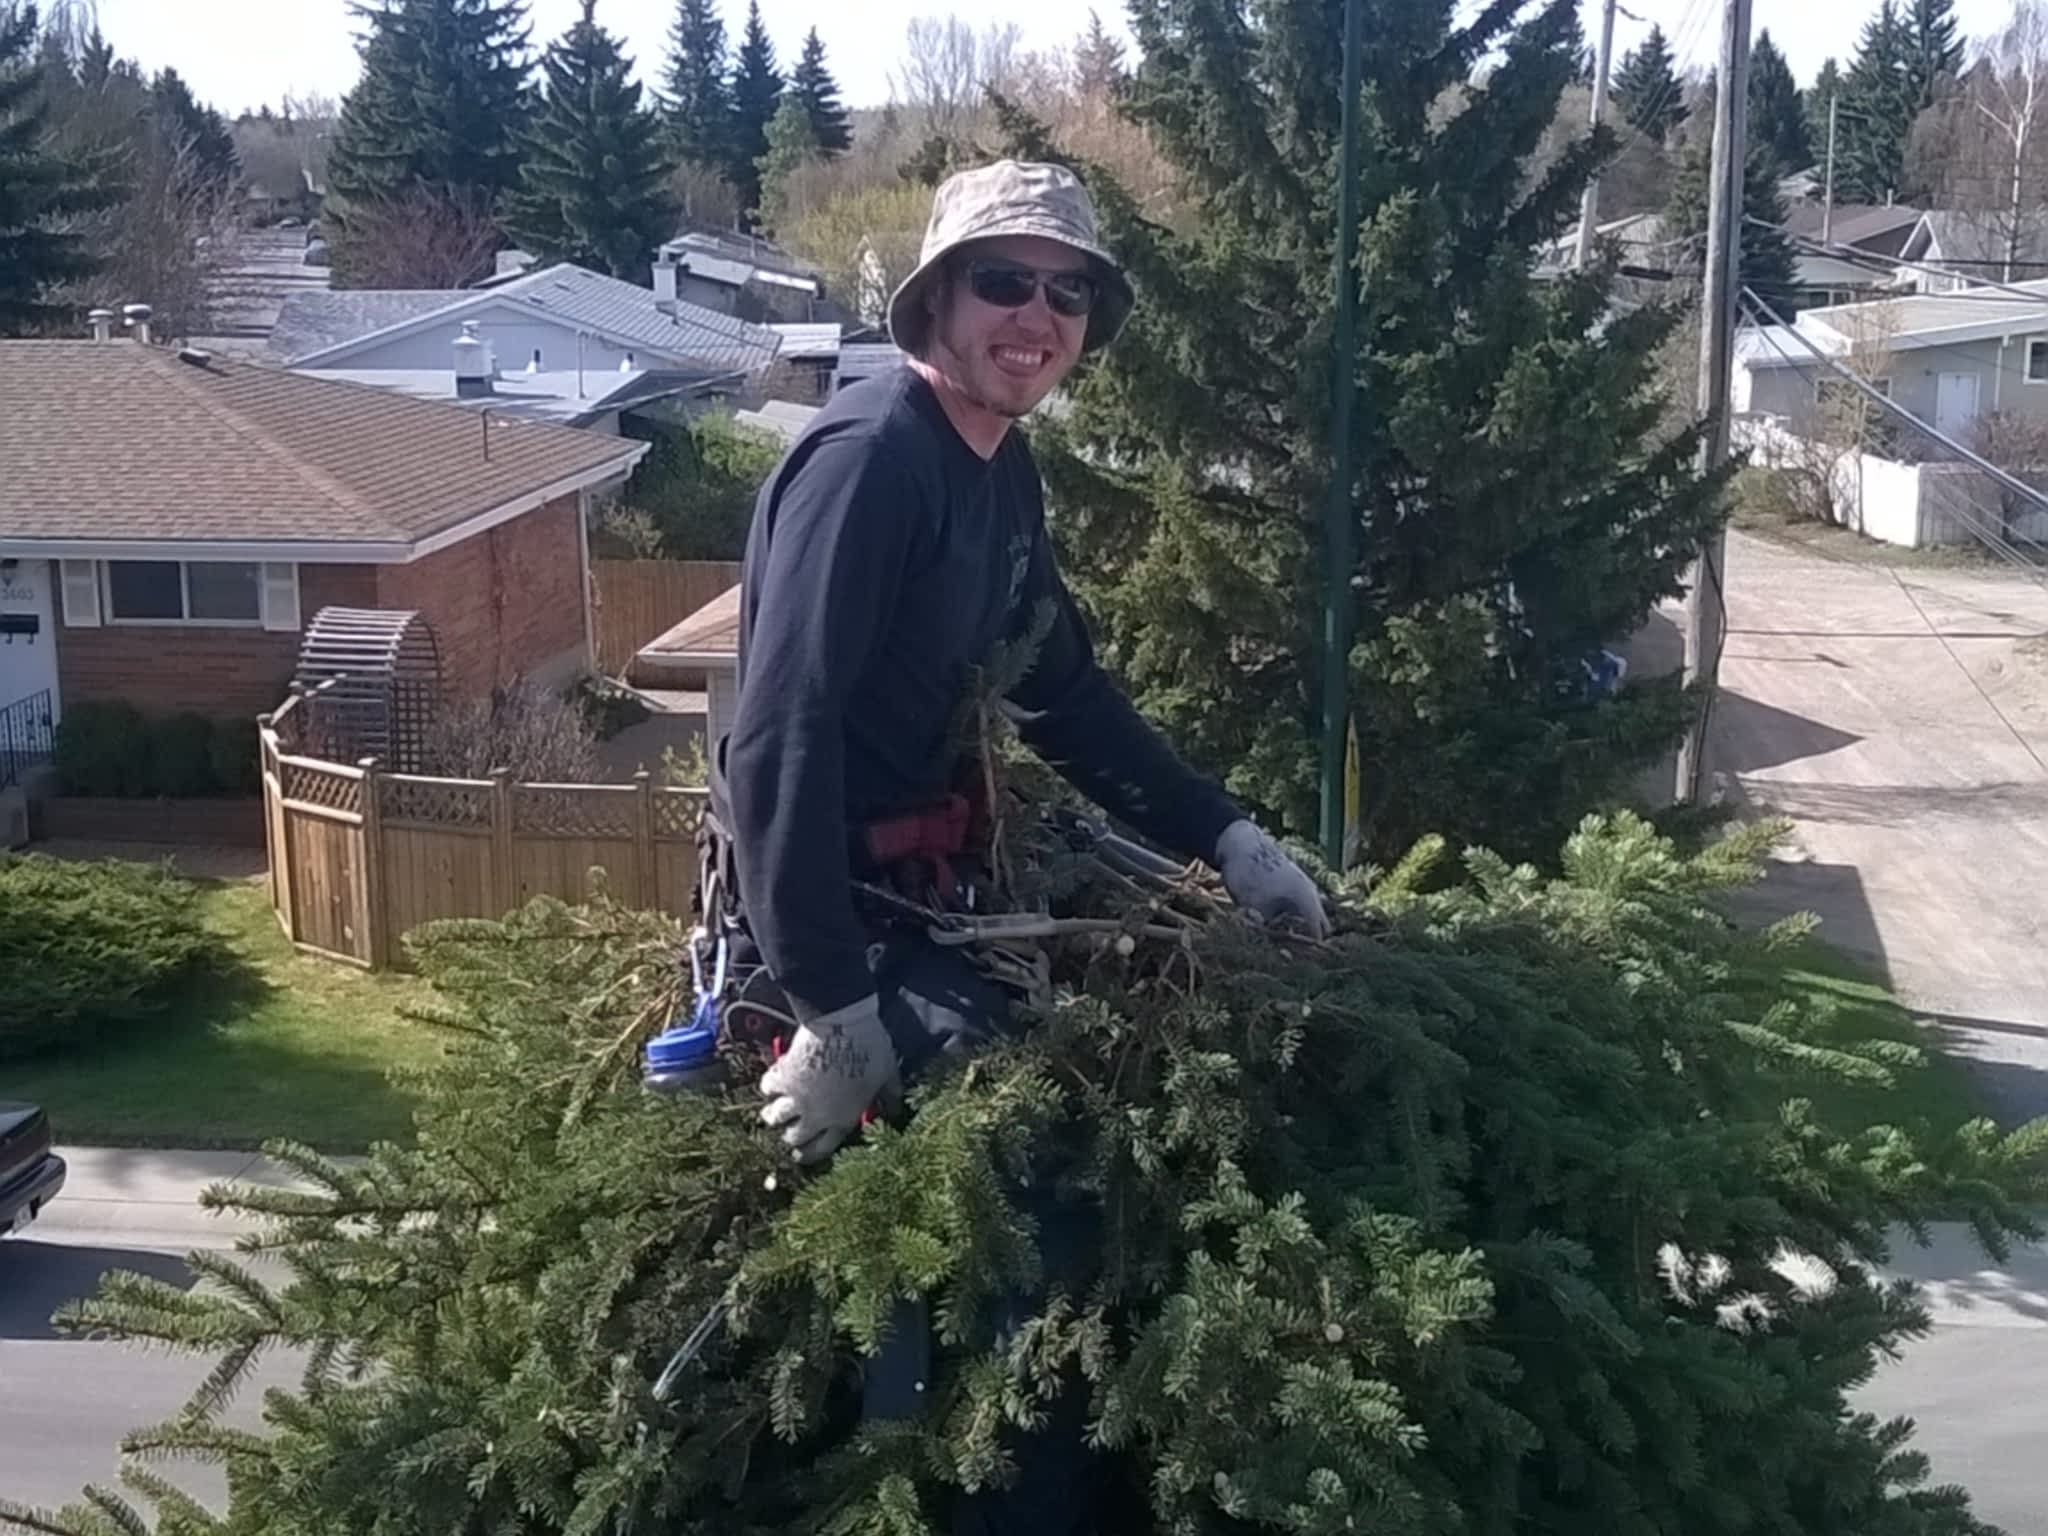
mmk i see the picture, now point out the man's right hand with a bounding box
[758,993,901,1164]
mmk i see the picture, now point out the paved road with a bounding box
[0,1150,305,1517]
[1706,532,2048,1532]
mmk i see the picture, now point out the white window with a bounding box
[58,560,100,627]
[96,560,298,629]
[2026,339,2048,383]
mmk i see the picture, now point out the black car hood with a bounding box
[0,1102,40,1140]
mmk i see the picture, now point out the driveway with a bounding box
[1707,531,2048,1531]
[0,1149,308,1517]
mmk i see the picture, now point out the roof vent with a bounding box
[654,252,678,314]
[86,308,115,343]
[121,302,153,346]
[177,347,215,369]
[454,320,492,399]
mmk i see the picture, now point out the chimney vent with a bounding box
[177,347,215,370]
[454,320,492,399]
[121,303,153,345]
[86,308,115,343]
[653,251,678,313]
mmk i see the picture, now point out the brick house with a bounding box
[0,340,648,730]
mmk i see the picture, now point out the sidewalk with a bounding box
[36,1145,341,1250]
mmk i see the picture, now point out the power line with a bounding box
[1759,216,2048,304]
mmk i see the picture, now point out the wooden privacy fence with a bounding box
[592,559,742,677]
[260,695,706,971]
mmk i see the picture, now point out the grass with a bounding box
[8,877,443,1152]
[1743,936,1990,1140]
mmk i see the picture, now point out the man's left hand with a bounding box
[1214,819,1330,939]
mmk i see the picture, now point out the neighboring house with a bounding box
[1536,213,1674,277]
[271,260,779,432]
[1897,209,2048,291]
[630,583,739,747]
[833,341,907,393]
[659,232,839,325]
[1735,280,2048,442]
[766,322,842,402]
[734,399,821,446]
[0,339,647,730]
[1780,202,1923,308]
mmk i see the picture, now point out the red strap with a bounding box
[865,794,972,901]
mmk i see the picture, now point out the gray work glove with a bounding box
[759,993,901,1164]
[1215,819,1330,939]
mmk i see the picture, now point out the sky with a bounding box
[83,0,2025,120]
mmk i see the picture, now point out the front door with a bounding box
[0,558,60,719]
[1936,371,1982,439]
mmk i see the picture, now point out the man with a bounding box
[725,159,1327,1165]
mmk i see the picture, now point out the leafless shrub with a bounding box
[330,185,501,290]
[424,680,601,783]
[1974,409,2048,537]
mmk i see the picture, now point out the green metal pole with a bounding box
[1319,0,1364,868]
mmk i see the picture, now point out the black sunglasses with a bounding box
[961,259,1100,319]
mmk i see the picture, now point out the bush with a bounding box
[150,713,217,798]
[614,414,784,560]
[0,854,217,1057]
[53,699,150,797]
[51,701,259,798]
[423,679,602,782]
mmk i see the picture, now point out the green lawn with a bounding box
[1743,938,1991,1139]
[9,877,443,1151]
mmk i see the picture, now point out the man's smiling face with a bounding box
[923,234,1090,419]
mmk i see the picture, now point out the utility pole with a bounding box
[1575,0,1620,268]
[1675,0,1752,804]
[1822,93,1839,243]
[1319,0,1364,868]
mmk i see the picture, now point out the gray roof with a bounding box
[1783,203,1923,250]
[290,365,741,427]
[768,322,841,359]
[836,342,906,380]
[735,399,821,444]
[1753,279,2048,366]
[268,289,464,361]
[1910,209,2048,273]
[286,263,782,374]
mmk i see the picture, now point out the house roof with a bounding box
[637,583,740,666]
[768,322,842,360]
[269,288,466,360]
[0,341,646,559]
[290,364,742,427]
[1746,279,2048,368]
[1782,203,1923,251]
[734,399,821,445]
[286,262,783,374]
[1903,210,2048,274]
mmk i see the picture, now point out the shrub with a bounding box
[150,713,217,798]
[0,854,217,1057]
[53,699,150,797]
[423,679,602,782]
[615,414,783,560]
[209,717,262,797]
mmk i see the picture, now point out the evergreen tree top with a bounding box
[1611,22,1687,142]
[0,0,112,332]
[661,0,730,169]
[502,0,674,280]
[1748,28,1811,173]
[789,26,850,156]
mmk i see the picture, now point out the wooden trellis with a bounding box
[292,608,443,773]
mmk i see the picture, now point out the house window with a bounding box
[97,560,295,628]
[2027,339,2048,383]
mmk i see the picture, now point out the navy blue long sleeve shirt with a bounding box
[726,367,1242,1018]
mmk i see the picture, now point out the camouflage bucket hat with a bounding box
[888,159,1135,356]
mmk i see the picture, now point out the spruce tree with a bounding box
[1612,22,1687,142]
[503,0,675,280]
[727,0,780,229]
[1837,1,1913,205]
[0,1,109,333]
[788,27,850,156]
[752,92,818,232]
[1902,0,1965,112]
[1748,29,1810,173]
[326,0,532,284]
[1666,142,1800,312]
[996,0,1725,865]
[662,0,730,173]
[1808,56,1843,179]
[4,813,2041,1535]
[1073,9,1127,98]
[147,67,238,184]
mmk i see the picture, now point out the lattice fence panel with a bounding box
[514,786,638,839]
[653,789,707,839]
[382,777,492,828]
[279,761,363,815]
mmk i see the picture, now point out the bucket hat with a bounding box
[888,159,1135,356]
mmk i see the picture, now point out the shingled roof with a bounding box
[0,341,646,557]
